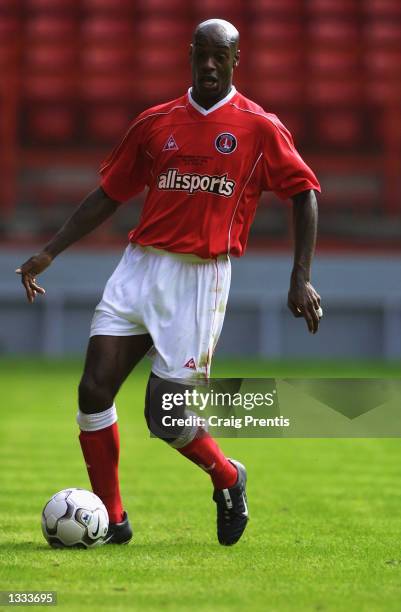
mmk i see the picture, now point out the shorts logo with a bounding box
[184,358,197,370]
[163,135,178,151]
[215,132,237,154]
[157,169,235,197]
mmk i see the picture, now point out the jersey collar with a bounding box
[187,86,237,116]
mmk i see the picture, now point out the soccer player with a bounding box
[16,19,321,546]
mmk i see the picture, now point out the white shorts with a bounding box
[90,244,231,381]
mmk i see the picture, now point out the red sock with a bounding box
[178,429,238,489]
[79,423,124,524]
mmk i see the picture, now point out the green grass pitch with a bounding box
[1,358,401,611]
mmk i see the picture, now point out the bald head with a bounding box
[190,19,240,109]
[193,19,240,52]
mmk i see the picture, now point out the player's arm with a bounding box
[16,186,121,303]
[287,189,321,334]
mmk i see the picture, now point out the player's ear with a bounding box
[189,43,194,60]
[233,50,240,68]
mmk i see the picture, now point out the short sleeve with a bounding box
[261,116,321,200]
[99,115,150,202]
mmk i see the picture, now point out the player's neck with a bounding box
[190,84,233,110]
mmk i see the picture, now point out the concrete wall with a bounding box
[1,249,401,359]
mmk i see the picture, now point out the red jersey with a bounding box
[100,87,320,259]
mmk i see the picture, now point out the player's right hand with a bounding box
[16,251,53,303]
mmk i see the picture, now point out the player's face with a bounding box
[190,39,238,106]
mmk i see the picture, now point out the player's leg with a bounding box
[77,334,152,539]
[145,374,248,546]
[142,250,248,545]
[76,243,154,542]
[144,373,238,489]
[78,333,152,412]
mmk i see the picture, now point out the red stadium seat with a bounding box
[82,18,135,41]
[365,80,401,105]
[309,20,359,43]
[250,0,302,15]
[26,106,76,143]
[307,0,359,16]
[135,0,189,12]
[251,48,301,76]
[364,22,401,44]
[136,19,192,40]
[135,47,190,70]
[308,49,358,73]
[309,79,362,105]
[85,106,132,142]
[26,17,77,39]
[137,75,187,102]
[365,49,401,76]
[26,0,78,10]
[81,75,134,102]
[364,0,401,17]
[83,0,135,13]
[138,68,191,94]
[23,74,77,101]
[249,21,302,42]
[136,46,187,71]
[375,108,401,143]
[25,44,77,72]
[316,112,362,146]
[248,79,302,106]
[0,19,18,82]
[0,0,20,9]
[82,45,135,73]
[0,42,18,72]
[0,17,19,38]
[193,0,242,15]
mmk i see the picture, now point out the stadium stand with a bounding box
[0,0,400,246]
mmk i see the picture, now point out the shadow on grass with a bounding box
[0,542,50,552]
[0,540,251,555]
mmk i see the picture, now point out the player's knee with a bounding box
[144,374,198,446]
[144,374,169,438]
[78,374,115,414]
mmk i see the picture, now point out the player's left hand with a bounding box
[287,278,321,334]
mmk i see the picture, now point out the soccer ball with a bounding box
[41,488,109,548]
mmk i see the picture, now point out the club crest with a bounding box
[215,132,237,154]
